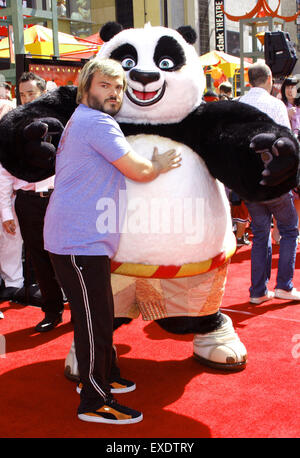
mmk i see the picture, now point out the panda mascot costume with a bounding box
[0,23,298,379]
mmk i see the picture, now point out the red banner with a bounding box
[29,63,81,87]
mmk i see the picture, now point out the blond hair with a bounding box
[76,58,127,104]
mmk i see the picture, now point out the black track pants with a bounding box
[50,253,115,413]
[15,191,64,315]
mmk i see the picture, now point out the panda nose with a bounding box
[130,69,160,86]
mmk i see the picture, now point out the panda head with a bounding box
[96,22,205,124]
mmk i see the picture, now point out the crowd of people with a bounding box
[239,63,300,304]
[204,68,300,275]
[0,60,299,421]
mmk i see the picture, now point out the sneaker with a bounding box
[274,288,300,301]
[76,376,136,395]
[110,377,136,393]
[249,291,274,305]
[35,312,63,333]
[78,398,143,424]
[236,234,251,247]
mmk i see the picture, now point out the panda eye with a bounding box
[121,58,136,70]
[158,58,175,70]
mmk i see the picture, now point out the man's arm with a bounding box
[113,147,181,182]
[0,163,16,234]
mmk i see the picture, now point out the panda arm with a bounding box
[0,85,77,182]
[193,100,300,202]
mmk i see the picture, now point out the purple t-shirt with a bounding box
[44,104,130,256]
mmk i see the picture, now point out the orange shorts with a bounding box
[231,201,249,223]
[111,261,229,320]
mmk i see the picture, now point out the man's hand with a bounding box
[250,133,298,186]
[151,147,182,174]
[288,107,297,121]
[3,219,16,235]
[113,146,181,182]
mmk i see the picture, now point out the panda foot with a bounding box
[64,340,80,382]
[193,314,247,372]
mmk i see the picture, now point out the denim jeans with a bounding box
[245,192,299,298]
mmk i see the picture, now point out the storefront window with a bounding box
[69,0,92,36]
[57,1,67,17]
[227,30,240,57]
[0,1,40,9]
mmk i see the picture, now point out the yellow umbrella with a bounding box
[199,50,252,78]
[0,24,100,58]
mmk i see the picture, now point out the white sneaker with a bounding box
[193,314,247,371]
[274,288,300,301]
[249,290,274,305]
[64,340,80,382]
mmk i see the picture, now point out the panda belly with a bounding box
[114,134,235,266]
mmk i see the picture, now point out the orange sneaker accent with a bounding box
[110,382,125,389]
[87,405,132,421]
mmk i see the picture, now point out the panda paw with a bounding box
[250,133,298,186]
[23,117,64,170]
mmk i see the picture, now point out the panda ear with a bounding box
[99,22,123,42]
[176,26,197,44]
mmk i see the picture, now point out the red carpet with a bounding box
[1,241,300,439]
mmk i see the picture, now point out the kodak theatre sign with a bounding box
[214,0,226,52]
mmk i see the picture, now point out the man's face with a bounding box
[19,80,44,105]
[85,71,124,116]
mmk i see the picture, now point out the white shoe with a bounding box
[64,340,80,382]
[249,290,274,305]
[193,314,247,371]
[64,341,119,382]
[274,288,300,301]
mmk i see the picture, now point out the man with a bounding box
[203,89,219,103]
[43,58,181,424]
[0,72,65,331]
[218,81,233,100]
[0,98,24,305]
[240,62,300,304]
